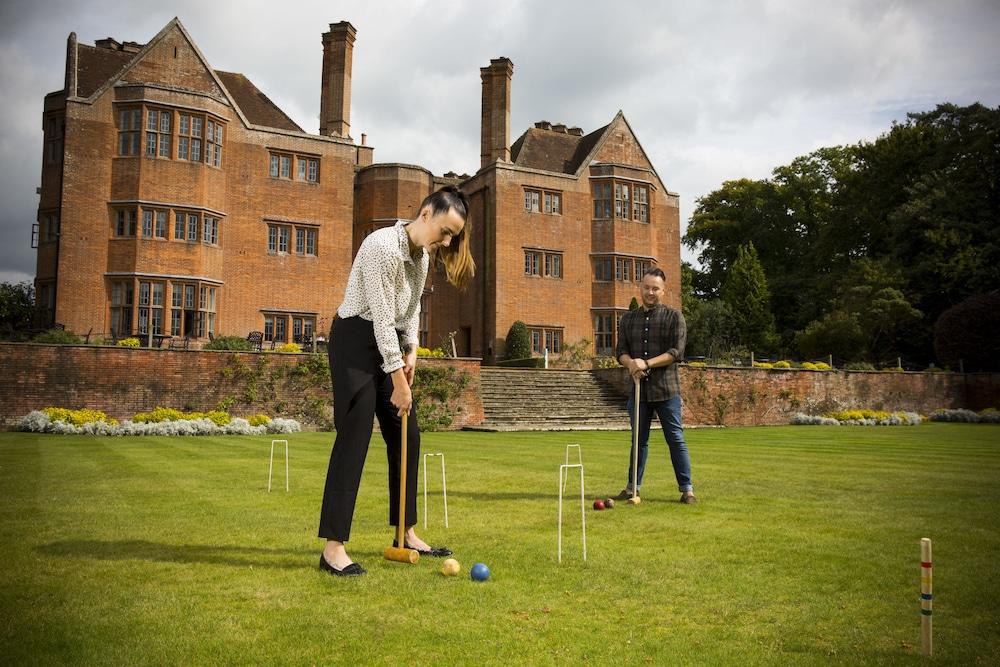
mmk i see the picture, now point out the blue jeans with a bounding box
[625,395,693,493]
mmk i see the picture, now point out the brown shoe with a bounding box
[613,488,639,501]
[680,491,697,504]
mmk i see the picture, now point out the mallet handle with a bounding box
[397,411,408,550]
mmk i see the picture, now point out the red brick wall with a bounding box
[0,343,483,431]
[595,366,999,426]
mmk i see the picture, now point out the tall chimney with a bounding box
[480,57,513,168]
[65,32,78,97]
[320,22,356,138]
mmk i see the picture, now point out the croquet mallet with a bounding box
[628,375,642,505]
[384,409,420,564]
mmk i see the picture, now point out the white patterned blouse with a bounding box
[336,220,428,374]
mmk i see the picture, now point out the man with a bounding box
[614,267,696,503]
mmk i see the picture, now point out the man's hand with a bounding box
[627,357,648,380]
[403,347,417,386]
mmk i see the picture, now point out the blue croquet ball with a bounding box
[470,562,490,582]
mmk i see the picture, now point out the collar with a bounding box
[395,219,426,265]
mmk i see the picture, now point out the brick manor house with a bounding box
[33,18,681,362]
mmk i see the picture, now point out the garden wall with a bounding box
[0,343,484,430]
[595,366,1000,426]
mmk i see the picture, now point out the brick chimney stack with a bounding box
[320,22,356,138]
[480,57,513,168]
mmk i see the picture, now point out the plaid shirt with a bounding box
[616,304,686,402]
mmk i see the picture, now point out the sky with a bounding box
[1,0,998,285]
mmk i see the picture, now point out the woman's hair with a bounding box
[421,185,475,289]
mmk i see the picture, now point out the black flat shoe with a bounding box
[319,555,365,576]
[392,540,453,557]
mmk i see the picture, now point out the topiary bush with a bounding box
[934,293,1000,372]
[504,321,531,361]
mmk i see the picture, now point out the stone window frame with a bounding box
[267,221,318,256]
[592,178,651,223]
[524,247,563,279]
[269,151,321,183]
[116,103,224,167]
[523,187,562,215]
[527,325,564,354]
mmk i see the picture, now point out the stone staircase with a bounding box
[471,367,629,431]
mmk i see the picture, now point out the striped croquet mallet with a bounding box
[920,537,933,656]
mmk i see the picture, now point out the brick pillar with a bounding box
[320,22,356,138]
[480,57,513,168]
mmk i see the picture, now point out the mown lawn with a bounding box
[0,424,997,665]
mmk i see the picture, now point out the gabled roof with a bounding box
[76,44,134,98]
[215,71,302,132]
[511,124,607,174]
[510,111,671,194]
[67,18,302,132]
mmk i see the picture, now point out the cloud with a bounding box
[1,0,998,279]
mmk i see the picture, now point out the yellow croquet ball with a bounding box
[441,558,461,576]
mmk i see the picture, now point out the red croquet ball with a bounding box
[593,499,605,510]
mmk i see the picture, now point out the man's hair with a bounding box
[643,267,666,281]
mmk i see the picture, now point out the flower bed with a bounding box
[792,409,922,426]
[19,406,300,436]
[929,408,1000,424]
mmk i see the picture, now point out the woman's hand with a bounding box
[403,347,417,386]
[390,369,413,417]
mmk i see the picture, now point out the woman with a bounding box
[318,186,474,576]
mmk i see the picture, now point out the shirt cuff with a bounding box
[666,348,680,362]
[381,358,405,374]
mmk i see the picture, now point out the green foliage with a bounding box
[773,360,791,369]
[504,320,531,360]
[247,414,271,426]
[934,293,1000,372]
[628,297,639,311]
[132,407,232,425]
[684,103,1000,366]
[721,242,778,352]
[273,342,302,354]
[32,328,82,345]
[550,338,592,369]
[204,336,252,351]
[684,298,739,359]
[42,407,117,426]
[796,310,866,362]
[413,365,470,431]
[0,282,49,337]
[843,361,876,371]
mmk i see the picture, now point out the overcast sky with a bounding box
[1,0,998,284]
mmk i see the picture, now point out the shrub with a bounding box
[33,328,83,345]
[273,342,302,354]
[686,361,707,368]
[117,337,140,348]
[930,408,1000,424]
[42,407,117,427]
[133,407,185,423]
[753,362,774,369]
[843,361,876,371]
[813,362,831,371]
[923,366,945,373]
[248,414,271,427]
[881,366,903,373]
[791,413,840,426]
[417,347,446,358]
[504,321,531,360]
[934,293,1000,372]
[204,336,252,351]
[773,360,791,369]
[800,362,818,370]
[593,356,619,369]
[19,410,300,435]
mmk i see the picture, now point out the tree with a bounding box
[721,243,777,352]
[934,293,1000,371]
[0,282,46,338]
[795,311,866,362]
[628,297,639,311]
[685,299,740,360]
[504,320,531,360]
